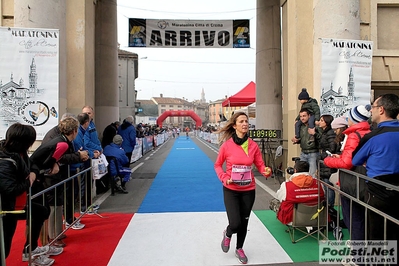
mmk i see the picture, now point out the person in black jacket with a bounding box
[313,114,337,207]
[0,123,54,265]
[101,121,120,148]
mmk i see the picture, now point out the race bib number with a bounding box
[231,165,252,186]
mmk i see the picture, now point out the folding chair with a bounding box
[286,201,328,243]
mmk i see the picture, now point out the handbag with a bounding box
[91,154,109,180]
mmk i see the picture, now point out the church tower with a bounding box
[29,58,38,97]
[200,88,206,103]
[347,67,354,102]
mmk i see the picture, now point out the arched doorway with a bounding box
[156,110,202,128]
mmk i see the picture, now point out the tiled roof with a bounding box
[118,49,138,58]
[151,97,191,105]
[137,99,156,105]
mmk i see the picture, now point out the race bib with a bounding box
[231,165,252,186]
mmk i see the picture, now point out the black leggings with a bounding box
[1,202,49,262]
[223,186,255,249]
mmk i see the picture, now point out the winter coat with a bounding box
[276,172,325,224]
[298,123,318,153]
[102,123,118,148]
[118,122,137,153]
[214,138,266,192]
[295,98,321,121]
[0,144,31,211]
[103,143,129,176]
[70,125,91,171]
[323,121,370,170]
[31,133,80,190]
[316,127,338,179]
[84,120,102,153]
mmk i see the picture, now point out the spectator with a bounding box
[274,161,324,225]
[0,123,61,266]
[214,111,272,264]
[101,121,120,148]
[42,113,75,142]
[291,108,319,178]
[136,123,145,138]
[30,117,82,248]
[324,104,371,241]
[82,105,102,212]
[294,88,320,143]
[82,105,102,154]
[66,112,95,229]
[330,116,348,153]
[352,94,399,241]
[42,114,89,234]
[117,116,137,166]
[103,135,132,193]
[313,114,337,208]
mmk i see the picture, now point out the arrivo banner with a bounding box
[128,19,250,48]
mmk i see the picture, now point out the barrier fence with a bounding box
[0,165,94,266]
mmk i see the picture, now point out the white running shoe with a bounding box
[47,245,63,256]
[31,255,55,266]
[66,220,85,230]
[22,246,50,261]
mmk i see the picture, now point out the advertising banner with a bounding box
[320,38,373,117]
[142,135,154,154]
[131,138,143,163]
[0,27,59,140]
[129,19,249,48]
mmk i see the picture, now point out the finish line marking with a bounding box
[176,148,195,150]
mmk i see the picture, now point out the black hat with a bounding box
[298,88,310,100]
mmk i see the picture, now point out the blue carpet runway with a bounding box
[138,138,225,213]
[108,137,292,266]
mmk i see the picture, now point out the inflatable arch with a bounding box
[156,110,202,128]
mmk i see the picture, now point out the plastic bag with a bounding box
[92,155,108,180]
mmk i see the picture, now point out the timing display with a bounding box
[248,129,281,139]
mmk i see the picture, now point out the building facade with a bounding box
[118,49,138,122]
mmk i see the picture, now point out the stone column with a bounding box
[255,0,282,131]
[95,0,119,135]
[255,0,283,169]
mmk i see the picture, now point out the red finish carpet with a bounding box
[6,212,133,266]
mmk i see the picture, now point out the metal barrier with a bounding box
[317,163,399,242]
[0,165,95,265]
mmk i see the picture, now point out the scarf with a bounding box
[232,133,249,155]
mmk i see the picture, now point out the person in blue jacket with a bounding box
[352,93,399,241]
[103,135,131,193]
[82,105,102,155]
[117,116,136,166]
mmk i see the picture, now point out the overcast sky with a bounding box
[117,0,257,102]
